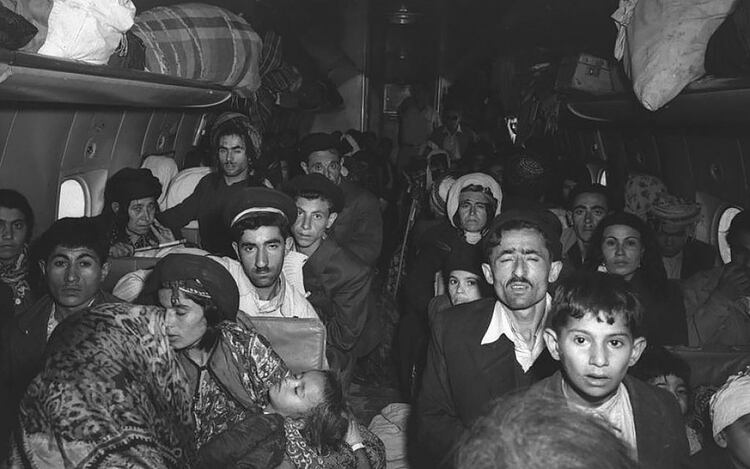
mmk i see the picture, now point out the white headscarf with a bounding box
[445,172,503,244]
[711,366,750,442]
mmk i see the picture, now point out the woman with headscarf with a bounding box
[137,253,289,449]
[585,212,688,345]
[11,302,196,468]
[98,167,176,257]
[400,172,502,397]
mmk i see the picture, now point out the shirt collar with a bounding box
[481,295,551,371]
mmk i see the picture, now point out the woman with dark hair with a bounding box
[99,167,175,257]
[0,189,35,318]
[585,211,688,345]
[137,253,288,448]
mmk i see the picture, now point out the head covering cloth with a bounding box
[104,167,162,207]
[446,172,503,229]
[430,175,457,218]
[710,366,750,442]
[624,173,667,221]
[144,254,239,321]
[224,187,298,229]
[211,112,262,163]
[648,193,702,228]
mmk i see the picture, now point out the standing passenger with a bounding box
[299,132,383,266]
[159,112,266,257]
[416,207,562,468]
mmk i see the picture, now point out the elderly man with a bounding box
[648,193,718,280]
[0,217,120,459]
[416,207,563,468]
[298,132,383,266]
[285,173,379,378]
[159,112,266,258]
[210,187,318,322]
[683,210,750,346]
[400,172,501,397]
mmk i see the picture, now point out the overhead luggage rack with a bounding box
[565,75,750,127]
[0,49,233,108]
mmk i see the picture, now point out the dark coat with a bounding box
[331,180,383,266]
[529,372,690,469]
[303,238,379,364]
[679,239,719,280]
[158,173,264,258]
[0,290,121,459]
[630,272,688,345]
[416,298,557,468]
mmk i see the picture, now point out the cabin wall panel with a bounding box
[598,129,627,210]
[0,109,75,232]
[140,111,185,159]
[172,113,205,168]
[654,131,695,200]
[735,136,750,205]
[687,133,746,207]
[0,109,17,169]
[110,111,152,175]
[622,130,661,176]
[60,111,124,174]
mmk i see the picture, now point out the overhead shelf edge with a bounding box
[0,49,233,108]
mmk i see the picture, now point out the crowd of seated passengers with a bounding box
[4,99,750,468]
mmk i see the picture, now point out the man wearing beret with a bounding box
[299,132,383,267]
[159,113,267,258]
[210,187,319,322]
[284,174,380,380]
[416,207,562,468]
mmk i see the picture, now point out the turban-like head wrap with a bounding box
[711,366,750,442]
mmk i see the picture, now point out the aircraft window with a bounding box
[597,168,607,186]
[717,206,743,263]
[58,179,87,219]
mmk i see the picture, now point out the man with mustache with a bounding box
[562,183,611,270]
[0,217,119,459]
[210,187,318,321]
[416,207,563,468]
[159,112,267,258]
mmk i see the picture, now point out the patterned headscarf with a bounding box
[624,174,667,221]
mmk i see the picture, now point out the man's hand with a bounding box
[716,262,750,301]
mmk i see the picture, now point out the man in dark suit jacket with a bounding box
[298,132,383,267]
[284,173,380,382]
[416,207,564,468]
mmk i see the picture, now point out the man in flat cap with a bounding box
[299,132,383,267]
[416,207,562,468]
[209,187,319,322]
[159,112,267,258]
[284,174,380,380]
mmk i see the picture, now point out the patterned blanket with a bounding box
[12,303,195,469]
[132,3,262,97]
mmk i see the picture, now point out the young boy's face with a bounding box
[544,311,646,408]
[718,413,750,468]
[648,374,689,415]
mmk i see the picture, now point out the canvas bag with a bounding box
[612,0,738,111]
[37,0,135,64]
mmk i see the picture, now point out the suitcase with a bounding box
[555,53,626,96]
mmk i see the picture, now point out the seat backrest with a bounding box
[244,317,327,373]
[103,257,159,293]
[669,346,750,388]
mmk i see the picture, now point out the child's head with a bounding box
[544,272,647,408]
[444,243,489,305]
[631,345,691,415]
[711,367,750,467]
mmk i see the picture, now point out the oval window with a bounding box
[597,168,607,186]
[58,178,87,218]
[717,206,742,263]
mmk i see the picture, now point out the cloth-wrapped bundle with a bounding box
[132,3,262,97]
